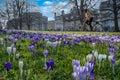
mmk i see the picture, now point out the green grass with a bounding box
[0,32,120,80]
[19,30,120,34]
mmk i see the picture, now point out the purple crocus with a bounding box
[33,50,37,56]
[18,45,21,50]
[43,50,49,56]
[88,70,95,80]
[4,62,12,71]
[44,58,54,70]
[108,48,114,53]
[64,40,70,45]
[41,44,45,49]
[111,58,115,64]
[28,44,34,51]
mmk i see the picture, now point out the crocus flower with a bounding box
[41,44,45,49]
[19,61,24,79]
[72,72,79,80]
[0,38,4,44]
[19,61,24,70]
[4,62,12,71]
[44,58,54,70]
[86,54,93,61]
[72,59,80,67]
[108,55,115,64]
[88,70,94,80]
[72,59,95,80]
[108,55,116,73]
[18,45,21,50]
[43,50,49,57]
[33,50,37,56]
[98,54,107,69]
[46,41,52,46]
[64,40,70,45]
[98,54,107,62]
[52,41,58,48]
[77,66,88,80]
[93,50,98,59]
[28,44,34,51]
[109,48,114,52]
[92,43,96,48]
[16,54,20,59]
[7,47,12,55]
[13,47,16,54]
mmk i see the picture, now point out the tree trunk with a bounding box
[19,13,22,30]
[113,0,119,32]
[114,12,119,31]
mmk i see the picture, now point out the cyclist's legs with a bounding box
[89,17,93,31]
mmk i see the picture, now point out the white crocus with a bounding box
[58,41,61,45]
[19,61,24,79]
[19,61,24,70]
[16,54,20,59]
[102,54,107,60]
[14,39,18,42]
[93,50,98,59]
[92,50,95,54]
[13,47,16,54]
[45,39,49,41]
[46,41,52,46]
[52,41,58,48]
[0,38,3,44]
[98,54,107,62]
[7,47,12,55]
[27,69,31,80]
[92,43,96,48]
[98,54,107,69]
[86,54,93,61]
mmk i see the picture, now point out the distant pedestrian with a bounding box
[84,9,93,31]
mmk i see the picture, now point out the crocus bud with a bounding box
[0,38,3,44]
[14,39,18,42]
[98,54,107,62]
[108,55,114,63]
[13,47,16,54]
[16,54,20,59]
[7,47,12,55]
[93,50,98,59]
[102,54,107,60]
[72,72,78,80]
[43,50,49,57]
[86,54,93,61]
[92,43,96,47]
[19,61,23,70]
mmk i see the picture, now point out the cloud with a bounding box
[40,1,73,21]
[30,1,73,21]
[43,1,54,5]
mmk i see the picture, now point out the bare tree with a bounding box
[53,0,98,31]
[101,0,120,32]
[70,0,98,31]
[112,0,120,31]
[14,0,26,30]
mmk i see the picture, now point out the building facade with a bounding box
[54,7,81,31]
[7,12,48,30]
[48,20,55,30]
[54,0,120,31]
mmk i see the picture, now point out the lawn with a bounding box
[0,30,120,80]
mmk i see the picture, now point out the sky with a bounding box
[30,0,71,21]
